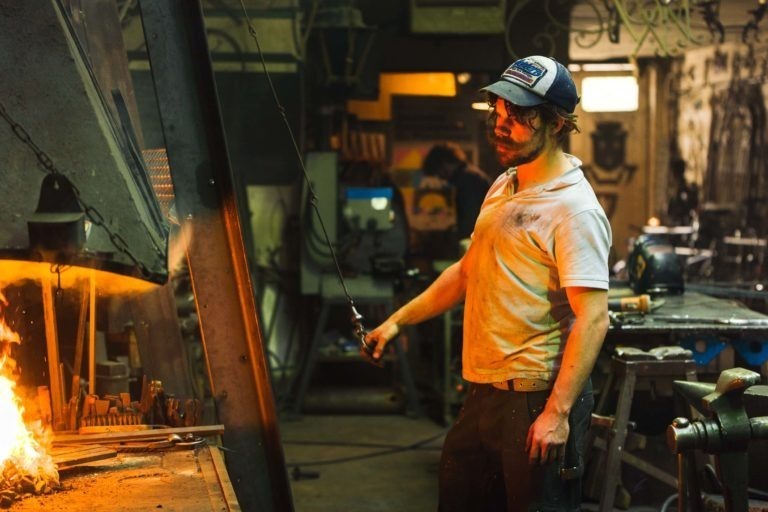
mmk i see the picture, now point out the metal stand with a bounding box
[592,351,698,511]
[438,304,464,425]
[291,275,423,417]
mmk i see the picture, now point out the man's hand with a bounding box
[364,319,400,360]
[361,261,467,364]
[526,408,569,465]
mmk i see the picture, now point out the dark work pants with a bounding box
[438,381,593,512]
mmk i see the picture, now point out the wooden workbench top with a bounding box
[10,445,239,511]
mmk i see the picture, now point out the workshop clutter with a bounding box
[79,377,201,431]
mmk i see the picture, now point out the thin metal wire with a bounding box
[236,0,359,314]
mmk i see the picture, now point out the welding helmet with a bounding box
[627,234,684,295]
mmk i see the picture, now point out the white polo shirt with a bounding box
[460,156,611,383]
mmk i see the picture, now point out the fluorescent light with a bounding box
[569,63,636,73]
[581,76,639,112]
[581,63,635,72]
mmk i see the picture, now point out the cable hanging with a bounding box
[235,0,378,362]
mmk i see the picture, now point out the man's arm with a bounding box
[365,261,467,360]
[526,286,609,464]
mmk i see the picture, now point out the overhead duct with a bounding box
[0,0,168,288]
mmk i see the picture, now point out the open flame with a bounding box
[0,291,59,501]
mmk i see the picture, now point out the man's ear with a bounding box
[552,116,566,134]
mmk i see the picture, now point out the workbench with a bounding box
[606,291,768,373]
[433,289,768,425]
[585,290,768,509]
[11,445,239,511]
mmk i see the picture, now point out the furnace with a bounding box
[0,0,290,510]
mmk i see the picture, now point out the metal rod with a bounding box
[137,1,293,509]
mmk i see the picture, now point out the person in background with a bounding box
[421,142,492,243]
[666,157,699,226]
[365,55,612,511]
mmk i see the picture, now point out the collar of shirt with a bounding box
[505,154,583,196]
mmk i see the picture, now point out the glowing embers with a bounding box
[0,261,156,296]
[0,291,60,506]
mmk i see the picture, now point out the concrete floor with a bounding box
[279,414,680,512]
[281,414,444,512]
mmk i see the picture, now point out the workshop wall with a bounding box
[569,65,665,263]
[567,41,768,277]
[675,42,768,282]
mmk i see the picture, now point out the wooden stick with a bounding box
[69,375,81,431]
[73,280,89,383]
[208,445,240,511]
[88,269,96,395]
[53,424,226,445]
[37,386,53,427]
[41,270,65,429]
[59,362,66,399]
[59,362,69,429]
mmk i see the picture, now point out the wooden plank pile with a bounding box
[50,445,117,470]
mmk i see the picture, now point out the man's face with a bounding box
[487,97,548,168]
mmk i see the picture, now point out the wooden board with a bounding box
[51,444,117,469]
[53,424,225,446]
[208,446,240,511]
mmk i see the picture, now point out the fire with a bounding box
[0,365,58,481]
[0,291,59,501]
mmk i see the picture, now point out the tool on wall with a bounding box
[742,1,768,43]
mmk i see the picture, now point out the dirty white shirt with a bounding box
[460,156,611,383]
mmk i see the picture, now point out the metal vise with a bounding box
[667,367,768,512]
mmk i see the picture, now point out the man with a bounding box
[421,142,492,240]
[365,55,611,511]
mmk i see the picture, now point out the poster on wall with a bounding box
[391,143,457,232]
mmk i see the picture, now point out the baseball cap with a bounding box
[481,55,580,113]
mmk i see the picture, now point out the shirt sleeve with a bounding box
[553,209,612,289]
